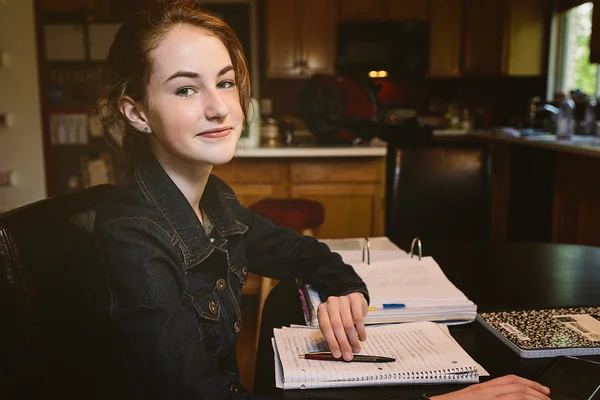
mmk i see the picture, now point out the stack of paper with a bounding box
[300,237,476,326]
[272,321,488,389]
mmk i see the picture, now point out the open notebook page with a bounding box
[351,256,472,305]
[273,321,480,389]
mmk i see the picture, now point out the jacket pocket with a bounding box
[185,288,223,356]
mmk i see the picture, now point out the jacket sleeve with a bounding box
[226,193,369,303]
[96,216,269,400]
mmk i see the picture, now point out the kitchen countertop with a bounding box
[468,130,600,158]
[233,144,387,158]
[232,130,600,159]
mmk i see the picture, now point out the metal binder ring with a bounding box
[410,237,422,260]
[362,237,371,265]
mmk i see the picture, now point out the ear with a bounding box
[118,95,150,133]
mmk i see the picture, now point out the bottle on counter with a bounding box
[461,108,472,131]
[260,118,280,146]
[581,97,597,135]
[556,95,575,139]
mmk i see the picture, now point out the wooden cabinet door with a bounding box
[553,184,600,247]
[42,0,88,12]
[292,185,376,238]
[427,0,462,77]
[265,0,336,78]
[386,0,428,20]
[339,0,386,20]
[503,0,547,76]
[290,158,386,239]
[299,0,337,76]
[265,0,302,78]
[463,0,506,76]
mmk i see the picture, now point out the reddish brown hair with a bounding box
[102,0,251,180]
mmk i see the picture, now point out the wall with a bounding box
[0,0,46,209]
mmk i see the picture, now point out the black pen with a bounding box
[299,351,395,363]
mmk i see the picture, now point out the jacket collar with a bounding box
[132,147,246,268]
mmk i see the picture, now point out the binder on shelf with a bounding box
[477,306,600,358]
[298,237,477,327]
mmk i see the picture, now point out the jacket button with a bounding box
[241,267,248,280]
[216,278,226,291]
[208,300,218,315]
[230,383,238,394]
[233,320,241,334]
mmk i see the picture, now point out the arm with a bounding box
[228,196,370,360]
[231,199,368,302]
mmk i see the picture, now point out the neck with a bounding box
[149,144,212,221]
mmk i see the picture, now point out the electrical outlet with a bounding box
[0,170,14,187]
[0,113,15,128]
[0,51,9,67]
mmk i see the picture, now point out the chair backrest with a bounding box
[0,185,128,398]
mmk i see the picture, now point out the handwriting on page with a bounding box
[352,257,468,303]
[273,321,478,388]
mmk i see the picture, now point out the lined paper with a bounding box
[273,321,480,389]
[352,257,472,305]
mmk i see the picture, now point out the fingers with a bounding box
[478,375,550,395]
[317,305,342,359]
[349,293,367,342]
[338,296,362,353]
[326,299,354,361]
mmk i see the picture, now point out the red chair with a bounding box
[249,198,324,342]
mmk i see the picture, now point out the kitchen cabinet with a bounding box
[212,155,387,295]
[552,153,600,247]
[463,0,548,77]
[427,0,462,77]
[338,0,428,21]
[265,0,337,78]
[41,0,110,19]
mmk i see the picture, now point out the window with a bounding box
[549,2,600,99]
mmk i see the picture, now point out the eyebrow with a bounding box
[165,65,234,83]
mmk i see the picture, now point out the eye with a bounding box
[175,87,196,97]
[217,80,235,89]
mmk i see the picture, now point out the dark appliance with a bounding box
[336,20,430,76]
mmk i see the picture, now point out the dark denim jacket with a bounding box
[94,150,371,399]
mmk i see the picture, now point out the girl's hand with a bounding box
[317,292,368,361]
[430,375,551,400]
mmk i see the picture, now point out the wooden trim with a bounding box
[33,0,54,196]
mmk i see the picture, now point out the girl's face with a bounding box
[143,25,243,169]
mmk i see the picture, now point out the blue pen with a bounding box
[367,303,406,311]
[382,303,406,309]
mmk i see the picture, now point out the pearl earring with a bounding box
[143,127,149,133]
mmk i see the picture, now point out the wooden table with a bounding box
[253,241,600,398]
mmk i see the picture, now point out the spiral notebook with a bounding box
[477,306,600,358]
[272,321,485,389]
[298,237,477,327]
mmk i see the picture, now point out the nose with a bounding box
[204,88,229,120]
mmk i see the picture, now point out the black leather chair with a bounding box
[0,184,130,399]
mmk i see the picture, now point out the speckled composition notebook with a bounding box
[477,307,600,358]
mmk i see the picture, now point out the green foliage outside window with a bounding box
[570,3,597,96]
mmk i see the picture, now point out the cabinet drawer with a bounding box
[213,160,285,183]
[291,159,381,183]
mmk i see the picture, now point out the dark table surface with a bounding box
[252,241,600,399]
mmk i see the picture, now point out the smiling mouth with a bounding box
[197,127,233,139]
